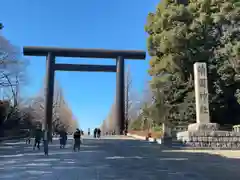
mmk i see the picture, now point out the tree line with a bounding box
[0,24,78,138]
[102,0,240,134]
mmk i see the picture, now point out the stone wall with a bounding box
[186,131,240,149]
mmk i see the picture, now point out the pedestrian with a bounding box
[26,137,31,144]
[25,129,31,144]
[63,131,67,147]
[73,128,81,152]
[94,128,97,138]
[33,126,42,150]
[59,128,68,149]
[97,128,101,138]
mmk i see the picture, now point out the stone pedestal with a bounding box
[188,123,219,132]
[177,123,219,141]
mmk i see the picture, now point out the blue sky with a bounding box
[0,0,159,131]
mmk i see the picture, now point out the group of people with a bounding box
[93,128,101,138]
[26,127,83,152]
[59,128,83,151]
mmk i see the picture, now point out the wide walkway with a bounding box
[0,136,240,180]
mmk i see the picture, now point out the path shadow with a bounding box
[1,138,240,179]
[102,139,240,179]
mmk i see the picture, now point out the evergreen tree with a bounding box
[145,0,240,126]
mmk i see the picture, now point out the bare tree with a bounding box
[127,79,154,131]
[127,90,142,125]
[124,65,132,132]
[0,28,28,129]
[0,35,27,88]
[106,103,116,133]
[100,119,107,134]
[103,66,141,133]
[30,80,77,133]
[58,100,76,132]
[69,115,79,132]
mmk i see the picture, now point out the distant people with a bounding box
[25,129,31,144]
[73,128,81,152]
[94,128,97,138]
[88,128,90,136]
[97,128,101,138]
[33,127,42,150]
[26,137,31,144]
[59,128,68,149]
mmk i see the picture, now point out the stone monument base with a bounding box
[177,123,219,141]
[188,123,219,131]
[177,123,240,149]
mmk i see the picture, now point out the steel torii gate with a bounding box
[23,46,146,155]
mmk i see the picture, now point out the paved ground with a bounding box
[0,136,240,180]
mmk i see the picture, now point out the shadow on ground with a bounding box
[0,138,240,179]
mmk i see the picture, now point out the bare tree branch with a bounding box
[29,81,77,132]
[0,34,29,126]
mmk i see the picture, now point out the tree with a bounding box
[30,80,78,133]
[128,80,154,131]
[125,65,133,132]
[0,24,29,135]
[129,115,143,130]
[106,102,117,133]
[100,119,107,134]
[127,90,142,125]
[145,0,240,127]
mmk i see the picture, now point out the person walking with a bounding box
[93,128,97,138]
[97,128,101,138]
[73,128,81,152]
[59,128,68,149]
[25,129,31,144]
[33,126,42,150]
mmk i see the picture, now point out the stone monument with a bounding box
[177,62,240,149]
[188,62,219,132]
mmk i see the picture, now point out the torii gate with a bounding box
[23,46,146,155]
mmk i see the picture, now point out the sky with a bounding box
[0,0,159,131]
